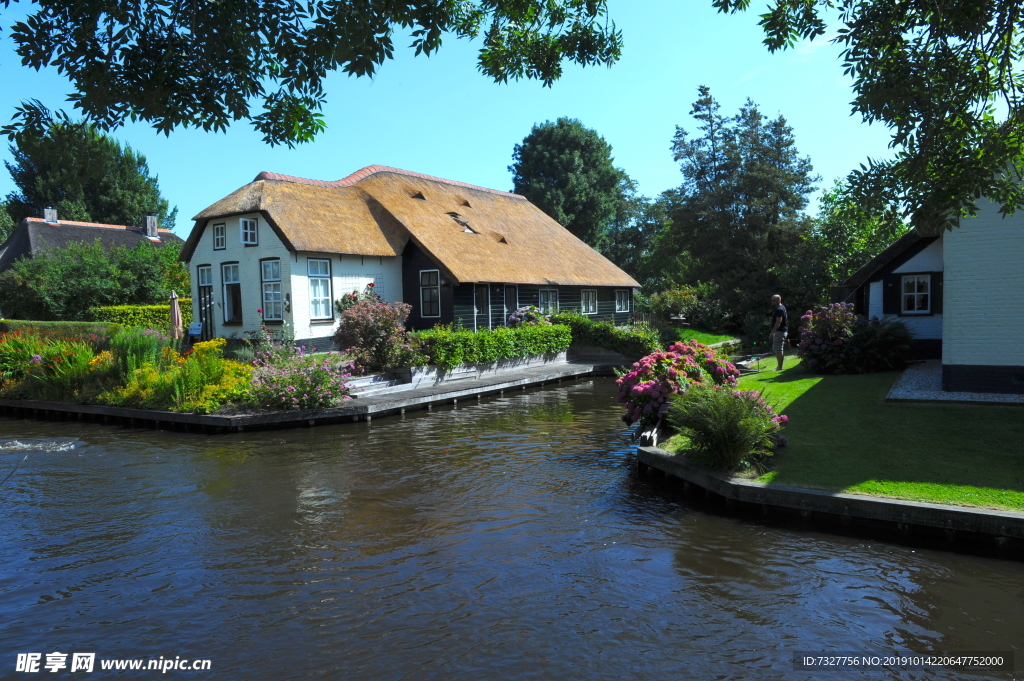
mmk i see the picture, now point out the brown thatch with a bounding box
[186,166,640,287]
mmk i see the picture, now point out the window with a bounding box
[222,263,242,323]
[212,223,226,250]
[241,218,258,245]
[538,289,559,314]
[581,289,598,314]
[420,270,440,317]
[197,265,212,287]
[260,259,283,320]
[615,290,631,313]
[901,274,930,314]
[308,259,332,319]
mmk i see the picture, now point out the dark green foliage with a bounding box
[651,87,818,331]
[715,0,1024,230]
[667,383,784,471]
[0,201,14,243]
[549,311,660,360]
[0,320,123,338]
[4,116,175,229]
[5,3,620,147]
[603,178,663,281]
[87,301,193,329]
[414,324,572,369]
[797,303,913,374]
[0,239,188,321]
[510,118,628,251]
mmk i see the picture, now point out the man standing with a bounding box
[769,294,787,371]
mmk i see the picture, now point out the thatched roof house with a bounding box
[183,165,639,345]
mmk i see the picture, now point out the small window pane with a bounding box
[223,264,240,284]
[421,270,438,287]
[261,260,280,281]
[197,266,212,286]
[308,259,330,277]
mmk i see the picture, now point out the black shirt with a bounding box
[772,304,788,335]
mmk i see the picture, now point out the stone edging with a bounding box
[637,446,1024,546]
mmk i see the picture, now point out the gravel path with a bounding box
[887,360,1024,404]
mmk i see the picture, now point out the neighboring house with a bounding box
[0,209,182,274]
[181,165,640,347]
[833,198,1024,394]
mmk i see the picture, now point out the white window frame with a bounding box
[900,274,931,314]
[197,265,212,287]
[241,218,258,246]
[221,263,242,323]
[615,289,631,313]
[420,269,441,318]
[581,289,598,315]
[212,223,226,250]
[538,289,559,314]
[308,258,332,320]
[261,259,283,320]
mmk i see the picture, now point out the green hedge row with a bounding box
[0,320,125,337]
[86,301,193,329]
[413,324,572,369]
[549,311,661,360]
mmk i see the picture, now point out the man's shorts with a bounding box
[772,332,786,354]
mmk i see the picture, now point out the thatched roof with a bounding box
[186,165,640,287]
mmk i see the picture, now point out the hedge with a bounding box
[549,311,661,360]
[0,320,125,337]
[413,324,572,369]
[86,301,193,329]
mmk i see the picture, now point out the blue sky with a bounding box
[0,0,895,236]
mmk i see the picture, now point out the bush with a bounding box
[666,383,788,471]
[646,283,732,332]
[550,311,660,360]
[251,350,352,410]
[506,305,551,327]
[334,282,381,316]
[797,303,913,374]
[615,340,741,426]
[0,320,122,341]
[87,301,193,329]
[110,327,169,382]
[648,286,698,319]
[333,300,420,374]
[414,323,572,369]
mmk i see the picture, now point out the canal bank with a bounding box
[0,360,617,432]
[637,445,1024,557]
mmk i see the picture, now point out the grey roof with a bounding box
[0,218,183,272]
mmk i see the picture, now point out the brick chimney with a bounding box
[144,213,159,238]
[41,207,58,224]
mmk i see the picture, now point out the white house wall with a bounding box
[893,235,943,273]
[290,252,403,340]
[943,200,1024,366]
[189,213,291,340]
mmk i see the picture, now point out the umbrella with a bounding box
[169,290,182,340]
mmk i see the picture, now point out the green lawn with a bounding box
[672,328,738,345]
[671,356,1024,511]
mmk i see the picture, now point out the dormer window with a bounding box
[448,212,477,234]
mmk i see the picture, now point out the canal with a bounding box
[0,378,1020,679]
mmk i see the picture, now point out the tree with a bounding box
[510,118,627,251]
[3,1,621,147]
[4,116,176,230]
[714,0,1024,230]
[653,86,818,330]
[0,239,188,321]
[0,201,14,244]
[604,177,665,285]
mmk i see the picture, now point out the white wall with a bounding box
[894,235,943,273]
[943,200,1024,366]
[868,280,883,319]
[289,252,403,339]
[189,213,291,340]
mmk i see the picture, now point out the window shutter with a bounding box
[882,274,900,315]
[932,271,943,313]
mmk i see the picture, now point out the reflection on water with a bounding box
[0,379,1020,680]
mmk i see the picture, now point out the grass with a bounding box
[670,327,738,345]
[666,354,1024,511]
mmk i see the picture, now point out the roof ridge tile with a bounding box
[253,165,525,199]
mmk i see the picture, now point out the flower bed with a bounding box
[798,303,912,374]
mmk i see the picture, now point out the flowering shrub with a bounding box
[334,282,382,316]
[798,303,913,374]
[251,350,352,410]
[616,340,741,426]
[506,305,551,327]
[334,300,420,374]
[667,383,788,471]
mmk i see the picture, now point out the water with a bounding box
[0,379,1020,680]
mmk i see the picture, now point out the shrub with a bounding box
[506,305,551,327]
[797,303,913,374]
[550,311,660,360]
[333,300,420,374]
[110,327,169,381]
[0,320,122,339]
[87,301,193,329]
[251,350,352,410]
[666,383,787,471]
[414,323,572,369]
[615,340,741,426]
[334,282,382,316]
[646,283,732,332]
[648,286,698,319]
